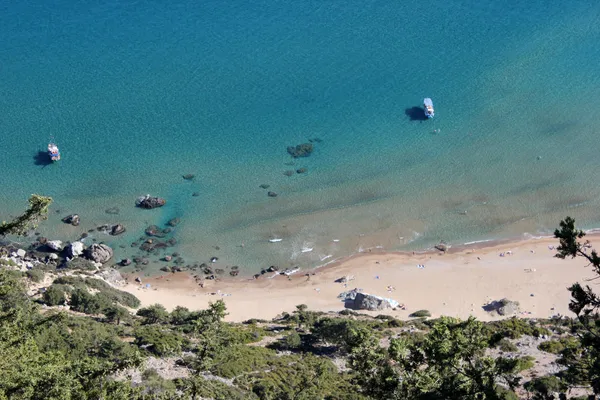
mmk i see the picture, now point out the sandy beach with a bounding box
[122,235,598,322]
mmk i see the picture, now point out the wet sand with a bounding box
[122,235,598,322]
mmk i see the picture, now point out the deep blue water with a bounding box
[1,0,600,274]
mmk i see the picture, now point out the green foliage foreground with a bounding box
[0,216,599,399]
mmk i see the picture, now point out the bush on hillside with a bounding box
[26,268,45,283]
[409,310,431,318]
[42,285,67,306]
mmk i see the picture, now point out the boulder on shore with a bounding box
[483,298,520,316]
[287,143,314,158]
[84,243,114,264]
[136,195,166,209]
[339,289,399,311]
[46,240,64,252]
[66,241,85,258]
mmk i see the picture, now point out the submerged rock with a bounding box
[296,168,307,174]
[110,224,126,236]
[62,214,80,226]
[167,218,181,227]
[105,207,120,215]
[182,174,195,180]
[287,143,314,158]
[283,170,294,176]
[136,195,166,209]
[259,184,270,189]
[267,191,278,197]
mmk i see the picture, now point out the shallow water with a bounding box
[1,1,600,275]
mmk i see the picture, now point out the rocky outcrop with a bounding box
[66,241,85,258]
[483,298,520,316]
[435,242,449,252]
[62,214,80,226]
[97,268,126,286]
[84,243,114,264]
[109,224,126,236]
[352,292,398,311]
[287,143,314,158]
[46,240,64,252]
[339,289,399,311]
[136,195,166,209]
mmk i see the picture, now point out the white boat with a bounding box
[423,98,434,118]
[48,143,60,161]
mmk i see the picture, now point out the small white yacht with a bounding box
[423,98,434,118]
[48,143,60,161]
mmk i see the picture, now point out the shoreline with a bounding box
[121,233,600,322]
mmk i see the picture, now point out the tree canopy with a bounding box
[0,194,52,236]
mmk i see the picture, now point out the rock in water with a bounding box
[46,240,64,252]
[84,243,114,264]
[287,143,314,158]
[434,242,449,252]
[110,224,126,236]
[62,214,80,226]
[296,168,307,174]
[182,174,195,180]
[259,184,270,189]
[136,195,166,209]
[66,241,85,258]
[167,218,181,227]
[267,191,278,197]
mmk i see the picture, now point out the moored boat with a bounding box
[423,98,434,118]
[48,143,60,161]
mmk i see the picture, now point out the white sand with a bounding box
[122,236,597,322]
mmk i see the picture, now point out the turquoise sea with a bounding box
[2,1,600,275]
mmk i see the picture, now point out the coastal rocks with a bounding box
[351,292,399,311]
[166,218,181,227]
[339,289,399,311]
[145,225,165,238]
[182,174,195,180]
[136,195,166,209]
[110,224,126,236]
[120,258,132,266]
[16,249,26,258]
[46,240,64,252]
[484,298,520,316]
[97,268,126,286]
[66,241,85,258]
[62,214,80,226]
[287,143,313,158]
[84,243,114,264]
[267,191,278,197]
[435,242,449,252]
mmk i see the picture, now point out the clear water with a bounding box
[2,0,600,275]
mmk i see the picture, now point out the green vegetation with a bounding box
[1,215,600,399]
[0,194,52,236]
[409,309,431,318]
[25,268,45,283]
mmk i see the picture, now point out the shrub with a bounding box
[134,325,187,356]
[409,310,431,318]
[70,288,108,314]
[42,285,67,306]
[538,340,564,354]
[53,277,140,308]
[496,338,518,352]
[137,304,169,324]
[26,268,45,283]
[281,332,302,350]
[514,356,536,372]
[524,375,564,396]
